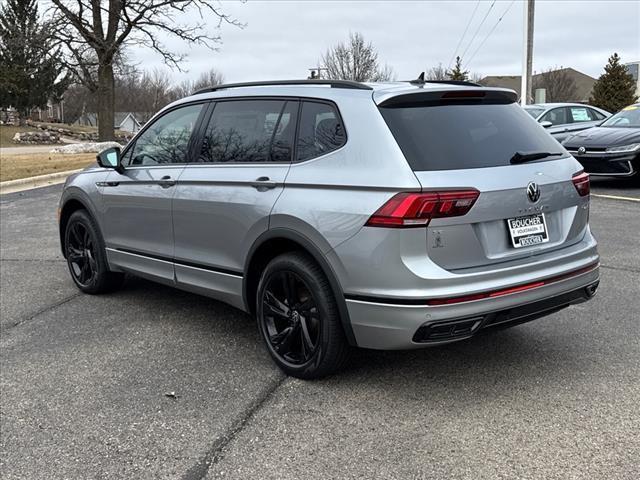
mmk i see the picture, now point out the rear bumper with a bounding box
[346,264,599,350]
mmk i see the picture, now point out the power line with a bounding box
[458,0,496,63]
[464,0,516,70]
[448,0,481,69]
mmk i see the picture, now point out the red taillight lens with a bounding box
[365,190,480,228]
[572,171,590,197]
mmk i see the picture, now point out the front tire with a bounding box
[256,252,350,379]
[64,210,124,294]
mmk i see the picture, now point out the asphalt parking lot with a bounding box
[1,180,639,480]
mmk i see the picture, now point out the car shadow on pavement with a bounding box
[117,275,586,400]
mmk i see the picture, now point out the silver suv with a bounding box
[59,79,600,378]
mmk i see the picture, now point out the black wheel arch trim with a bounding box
[58,189,101,258]
[243,228,357,346]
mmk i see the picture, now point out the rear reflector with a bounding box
[365,190,480,228]
[426,262,599,306]
[572,171,590,196]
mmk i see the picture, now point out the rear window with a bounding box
[379,102,565,171]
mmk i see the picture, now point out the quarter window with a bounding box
[588,108,606,121]
[570,107,592,123]
[199,100,297,163]
[296,102,346,162]
[126,104,203,166]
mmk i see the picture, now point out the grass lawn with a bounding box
[0,152,96,182]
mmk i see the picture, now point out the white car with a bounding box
[524,103,611,142]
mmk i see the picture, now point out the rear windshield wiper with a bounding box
[510,151,564,164]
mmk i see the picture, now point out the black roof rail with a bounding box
[408,72,482,88]
[193,79,373,95]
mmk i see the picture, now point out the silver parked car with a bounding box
[59,79,600,378]
[524,102,610,142]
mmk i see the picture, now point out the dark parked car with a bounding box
[562,104,640,182]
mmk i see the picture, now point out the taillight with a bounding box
[365,190,480,228]
[572,171,590,196]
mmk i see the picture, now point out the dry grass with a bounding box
[0,152,96,182]
[0,125,34,147]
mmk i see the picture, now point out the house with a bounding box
[74,112,147,133]
[480,67,597,103]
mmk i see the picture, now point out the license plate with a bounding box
[507,213,549,248]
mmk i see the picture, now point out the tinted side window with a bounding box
[199,100,296,163]
[296,102,346,162]
[540,107,568,125]
[126,104,203,166]
[588,108,606,121]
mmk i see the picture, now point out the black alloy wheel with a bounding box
[66,220,98,287]
[257,252,350,379]
[64,210,124,294]
[261,270,321,365]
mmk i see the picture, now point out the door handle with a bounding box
[158,175,176,188]
[250,176,277,190]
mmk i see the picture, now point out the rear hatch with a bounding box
[377,88,589,271]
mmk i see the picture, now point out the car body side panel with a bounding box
[271,95,421,252]
[171,163,290,309]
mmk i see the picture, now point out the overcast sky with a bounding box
[134,0,640,84]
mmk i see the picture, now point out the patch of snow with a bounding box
[50,142,121,154]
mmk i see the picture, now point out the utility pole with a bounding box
[520,0,535,106]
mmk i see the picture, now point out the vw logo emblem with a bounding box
[526,182,541,203]
[577,146,586,155]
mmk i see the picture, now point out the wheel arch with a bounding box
[58,193,98,258]
[243,228,357,346]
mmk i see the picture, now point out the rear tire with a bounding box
[256,252,351,379]
[64,210,124,294]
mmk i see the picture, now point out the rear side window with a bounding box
[296,101,346,162]
[379,102,565,171]
[199,100,297,163]
[588,108,606,121]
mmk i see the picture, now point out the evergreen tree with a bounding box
[447,56,469,81]
[0,0,67,124]
[589,53,638,113]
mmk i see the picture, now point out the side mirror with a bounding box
[540,121,553,129]
[96,147,123,173]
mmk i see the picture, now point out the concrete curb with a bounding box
[0,169,83,195]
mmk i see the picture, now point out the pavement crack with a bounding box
[599,264,640,274]
[9,292,82,330]
[181,374,287,480]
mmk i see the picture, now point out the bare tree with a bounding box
[321,32,395,82]
[426,63,447,81]
[48,1,241,140]
[533,67,578,102]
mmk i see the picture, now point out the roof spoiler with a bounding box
[378,88,518,108]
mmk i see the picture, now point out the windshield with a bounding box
[380,102,566,171]
[524,107,544,118]
[601,105,640,128]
